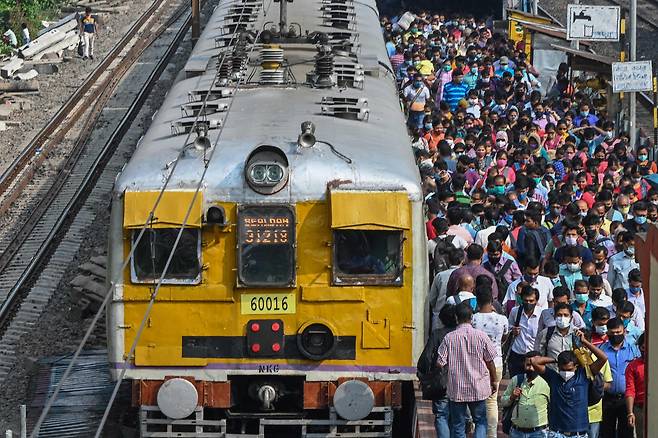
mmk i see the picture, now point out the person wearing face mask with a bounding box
[616,301,644,345]
[624,269,645,316]
[533,303,575,372]
[571,280,593,329]
[537,286,586,332]
[590,307,611,346]
[507,286,542,377]
[625,333,645,438]
[582,215,616,256]
[530,332,608,438]
[621,201,649,234]
[500,351,550,438]
[547,222,593,265]
[443,69,469,111]
[599,318,640,438]
[403,73,431,129]
[607,231,639,290]
[612,194,632,221]
[503,256,554,311]
[588,275,612,307]
[635,146,656,174]
[556,245,584,290]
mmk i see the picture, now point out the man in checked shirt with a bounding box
[436,302,498,438]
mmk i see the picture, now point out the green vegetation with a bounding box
[1,0,65,46]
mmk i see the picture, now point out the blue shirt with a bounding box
[442,82,469,111]
[571,301,593,330]
[543,367,590,433]
[600,340,640,395]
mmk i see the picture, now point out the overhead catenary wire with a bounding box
[28,1,267,436]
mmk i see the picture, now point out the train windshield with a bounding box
[333,230,402,285]
[131,228,201,283]
[237,205,296,287]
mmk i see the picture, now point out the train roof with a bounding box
[115,0,422,203]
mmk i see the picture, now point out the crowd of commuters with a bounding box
[389,10,653,438]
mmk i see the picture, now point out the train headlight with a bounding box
[297,322,335,361]
[244,146,289,195]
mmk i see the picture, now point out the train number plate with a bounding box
[240,293,296,315]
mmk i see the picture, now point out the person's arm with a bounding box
[485,359,497,393]
[576,330,608,375]
[500,375,517,407]
[530,355,556,375]
[625,362,637,426]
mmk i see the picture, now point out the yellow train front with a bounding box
[106,0,427,436]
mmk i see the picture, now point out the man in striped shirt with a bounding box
[437,302,497,438]
[442,69,469,111]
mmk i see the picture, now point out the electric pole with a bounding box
[629,0,637,149]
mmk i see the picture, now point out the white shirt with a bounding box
[429,266,460,330]
[472,311,509,368]
[626,289,646,317]
[607,304,645,331]
[428,234,468,256]
[588,294,613,309]
[504,276,554,310]
[508,305,542,355]
[474,225,497,248]
[537,307,585,332]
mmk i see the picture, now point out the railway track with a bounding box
[0,0,193,380]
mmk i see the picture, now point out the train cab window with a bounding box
[237,205,296,287]
[333,230,402,286]
[131,228,201,283]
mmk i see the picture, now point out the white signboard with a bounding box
[612,61,654,93]
[567,5,620,41]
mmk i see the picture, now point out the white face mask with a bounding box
[555,316,571,329]
[559,370,575,381]
[594,325,607,335]
[565,236,578,246]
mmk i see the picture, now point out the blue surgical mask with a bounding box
[635,216,647,225]
[518,192,528,201]
[551,277,562,286]
[575,293,589,303]
[622,319,631,329]
[424,124,433,131]
[630,287,642,295]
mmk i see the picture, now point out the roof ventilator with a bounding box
[259,45,285,85]
[181,99,229,118]
[231,33,249,80]
[171,117,222,136]
[188,87,234,102]
[320,96,369,121]
[334,60,364,89]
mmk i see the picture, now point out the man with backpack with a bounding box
[482,240,521,299]
[530,331,609,438]
[500,351,550,437]
[429,247,464,330]
[417,304,458,438]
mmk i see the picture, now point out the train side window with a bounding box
[131,228,201,284]
[332,230,403,286]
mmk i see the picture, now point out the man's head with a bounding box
[455,302,473,324]
[628,269,642,293]
[562,245,582,271]
[457,273,475,293]
[523,256,540,283]
[439,304,458,329]
[551,286,570,305]
[592,306,610,336]
[466,244,484,263]
[524,350,541,376]
[588,275,605,299]
[606,317,626,346]
[557,350,579,373]
[520,285,539,312]
[486,241,503,265]
[85,6,92,15]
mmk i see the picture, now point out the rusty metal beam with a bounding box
[192,0,200,40]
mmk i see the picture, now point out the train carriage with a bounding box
[107,0,427,435]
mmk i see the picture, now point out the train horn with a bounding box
[298,121,316,148]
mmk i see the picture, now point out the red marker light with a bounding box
[271,322,280,332]
[272,343,281,352]
[251,323,260,332]
[251,343,261,353]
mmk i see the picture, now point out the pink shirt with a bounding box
[437,323,497,402]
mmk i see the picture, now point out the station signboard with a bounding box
[567,4,620,41]
[612,61,654,93]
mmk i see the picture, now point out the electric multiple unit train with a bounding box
[107,0,427,435]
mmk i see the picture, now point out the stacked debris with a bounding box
[69,254,107,318]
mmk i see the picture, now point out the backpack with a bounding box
[417,328,450,400]
[483,259,513,297]
[588,372,605,406]
[433,235,456,273]
[501,373,526,434]
[543,326,556,356]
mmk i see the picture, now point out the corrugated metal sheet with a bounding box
[28,350,116,437]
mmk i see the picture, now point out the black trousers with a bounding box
[601,393,634,438]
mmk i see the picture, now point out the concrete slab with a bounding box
[0,106,12,121]
[14,69,38,81]
[1,57,24,79]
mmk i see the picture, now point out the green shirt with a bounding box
[501,374,550,429]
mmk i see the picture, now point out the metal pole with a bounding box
[629,0,637,149]
[571,0,579,50]
[279,0,288,36]
[652,76,658,148]
[20,405,26,438]
[532,0,538,15]
[192,0,200,41]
